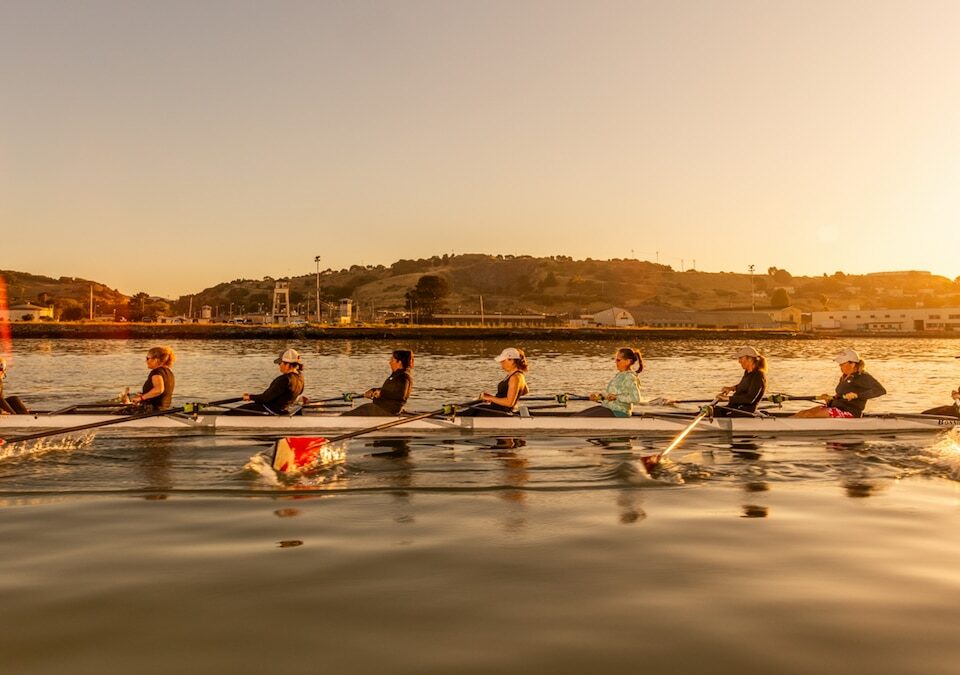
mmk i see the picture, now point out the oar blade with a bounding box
[272,436,329,472]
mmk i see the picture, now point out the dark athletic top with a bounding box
[250,371,304,413]
[828,371,886,417]
[0,376,11,414]
[374,369,413,415]
[723,369,767,413]
[141,366,175,409]
[485,370,529,413]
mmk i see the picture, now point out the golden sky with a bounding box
[2,0,958,296]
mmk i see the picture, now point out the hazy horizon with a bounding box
[3,1,959,296]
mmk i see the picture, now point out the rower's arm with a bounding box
[484,375,525,408]
[250,376,289,404]
[135,373,166,404]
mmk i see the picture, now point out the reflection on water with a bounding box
[5,339,960,672]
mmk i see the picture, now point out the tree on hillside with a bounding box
[61,305,85,321]
[770,288,791,308]
[405,275,450,322]
[772,268,793,284]
[128,292,150,321]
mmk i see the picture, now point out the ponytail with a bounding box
[618,347,643,373]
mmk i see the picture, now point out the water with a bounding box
[2,338,960,674]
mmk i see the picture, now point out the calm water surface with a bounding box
[2,338,960,674]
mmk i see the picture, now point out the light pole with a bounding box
[314,255,321,323]
[748,264,756,313]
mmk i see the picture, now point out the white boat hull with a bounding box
[3,410,959,437]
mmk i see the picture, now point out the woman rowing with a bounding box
[0,358,29,415]
[921,356,960,417]
[124,346,176,409]
[575,348,643,417]
[342,350,414,417]
[711,346,767,417]
[794,347,886,418]
[231,349,304,415]
[460,347,529,416]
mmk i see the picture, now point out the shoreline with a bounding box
[6,322,959,340]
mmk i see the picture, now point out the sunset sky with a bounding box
[2,0,958,297]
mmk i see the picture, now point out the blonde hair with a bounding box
[147,346,176,367]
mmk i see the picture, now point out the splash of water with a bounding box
[243,453,283,487]
[0,432,95,462]
[243,442,349,488]
[928,428,960,480]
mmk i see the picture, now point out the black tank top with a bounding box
[489,371,528,412]
[142,366,175,409]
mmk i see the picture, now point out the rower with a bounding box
[575,347,643,417]
[0,358,30,415]
[459,347,529,417]
[341,350,414,417]
[921,355,960,418]
[123,346,176,410]
[712,346,767,417]
[793,347,886,418]
[229,349,305,415]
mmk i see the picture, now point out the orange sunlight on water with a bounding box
[0,277,11,359]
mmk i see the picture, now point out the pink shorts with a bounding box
[826,406,854,419]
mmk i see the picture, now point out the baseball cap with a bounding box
[833,347,861,364]
[495,347,522,362]
[274,349,303,364]
[731,346,760,358]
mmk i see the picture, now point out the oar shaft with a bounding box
[660,409,711,456]
[647,397,720,468]
[2,406,183,444]
[0,397,242,445]
[325,400,482,444]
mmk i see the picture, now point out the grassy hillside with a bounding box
[0,270,127,317]
[6,258,959,321]
[176,256,960,320]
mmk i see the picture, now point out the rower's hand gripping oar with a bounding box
[0,397,243,446]
[272,399,482,472]
[641,397,720,472]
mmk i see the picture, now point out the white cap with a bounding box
[731,346,760,358]
[833,347,861,364]
[495,347,522,362]
[274,349,303,364]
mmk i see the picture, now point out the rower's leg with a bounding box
[793,405,830,418]
[7,396,29,415]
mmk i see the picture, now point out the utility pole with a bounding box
[314,255,321,323]
[748,264,756,313]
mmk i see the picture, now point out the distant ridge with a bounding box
[4,257,958,320]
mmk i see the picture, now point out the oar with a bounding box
[641,398,719,472]
[520,393,590,404]
[272,399,482,472]
[0,397,242,446]
[766,393,819,405]
[307,393,363,403]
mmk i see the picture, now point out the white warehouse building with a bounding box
[811,307,960,332]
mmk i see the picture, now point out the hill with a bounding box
[173,256,960,320]
[5,259,959,321]
[0,270,128,319]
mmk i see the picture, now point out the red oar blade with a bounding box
[272,437,328,472]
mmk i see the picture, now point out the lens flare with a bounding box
[0,276,11,359]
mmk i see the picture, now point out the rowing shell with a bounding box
[2,410,959,436]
